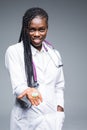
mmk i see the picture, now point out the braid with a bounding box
[18,7,48,87]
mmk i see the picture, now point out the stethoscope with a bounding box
[32,40,63,88]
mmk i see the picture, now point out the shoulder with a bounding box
[44,40,61,59]
[5,41,24,63]
[5,41,23,55]
[6,41,23,53]
[53,49,62,60]
[5,41,24,68]
[43,40,63,65]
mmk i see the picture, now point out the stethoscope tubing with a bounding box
[32,40,63,87]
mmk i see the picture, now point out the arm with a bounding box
[5,46,42,106]
[5,46,30,105]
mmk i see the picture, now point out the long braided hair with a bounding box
[18,7,48,87]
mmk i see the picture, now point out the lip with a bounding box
[34,39,41,43]
[32,38,42,44]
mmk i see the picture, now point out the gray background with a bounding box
[0,0,87,130]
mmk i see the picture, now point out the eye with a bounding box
[29,28,35,32]
[39,28,46,32]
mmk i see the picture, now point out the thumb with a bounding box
[17,91,26,99]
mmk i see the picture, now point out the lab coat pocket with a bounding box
[14,107,23,121]
[44,113,56,130]
[56,112,65,130]
[14,106,29,121]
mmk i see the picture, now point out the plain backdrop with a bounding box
[0,0,87,130]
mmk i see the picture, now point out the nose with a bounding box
[34,31,40,36]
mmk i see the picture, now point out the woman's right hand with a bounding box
[18,87,43,106]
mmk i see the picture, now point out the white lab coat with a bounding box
[5,41,65,130]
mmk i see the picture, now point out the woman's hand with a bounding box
[57,105,64,112]
[18,88,43,106]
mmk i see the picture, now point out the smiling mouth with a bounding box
[34,39,41,42]
[33,38,42,43]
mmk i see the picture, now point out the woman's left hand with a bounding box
[57,105,64,112]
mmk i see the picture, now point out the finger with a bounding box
[31,100,35,106]
[17,91,26,99]
[31,98,36,106]
[34,100,39,106]
[37,96,42,104]
[30,96,39,106]
[38,93,43,102]
[34,97,40,106]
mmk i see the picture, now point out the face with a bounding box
[28,16,48,51]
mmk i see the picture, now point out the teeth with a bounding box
[34,39,40,41]
[34,39,40,40]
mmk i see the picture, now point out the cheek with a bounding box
[42,30,48,37]
[28,30,48,38]
[28,33,33,39]
[44,32,47,38]
[45,29,48,35]
[43,33,47,39]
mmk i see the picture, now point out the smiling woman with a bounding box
[5,7,65,130]
[28,16,48,50]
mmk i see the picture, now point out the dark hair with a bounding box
[19,7,48,87]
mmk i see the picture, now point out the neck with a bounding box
[31,43,42,51]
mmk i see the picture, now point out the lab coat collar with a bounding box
[31,42,46,56]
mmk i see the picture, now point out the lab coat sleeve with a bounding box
[5,46,31,106]
[55,51,65,108]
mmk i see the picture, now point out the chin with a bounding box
[33,42,42,47]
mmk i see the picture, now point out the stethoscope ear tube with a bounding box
[32,40,63,87]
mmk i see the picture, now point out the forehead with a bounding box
[29,16,47,27]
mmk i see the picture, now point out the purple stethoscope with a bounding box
[32,40,63,88]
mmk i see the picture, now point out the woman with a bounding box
[5,7,65,130]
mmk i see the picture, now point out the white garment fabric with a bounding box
[5,41,65,130]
